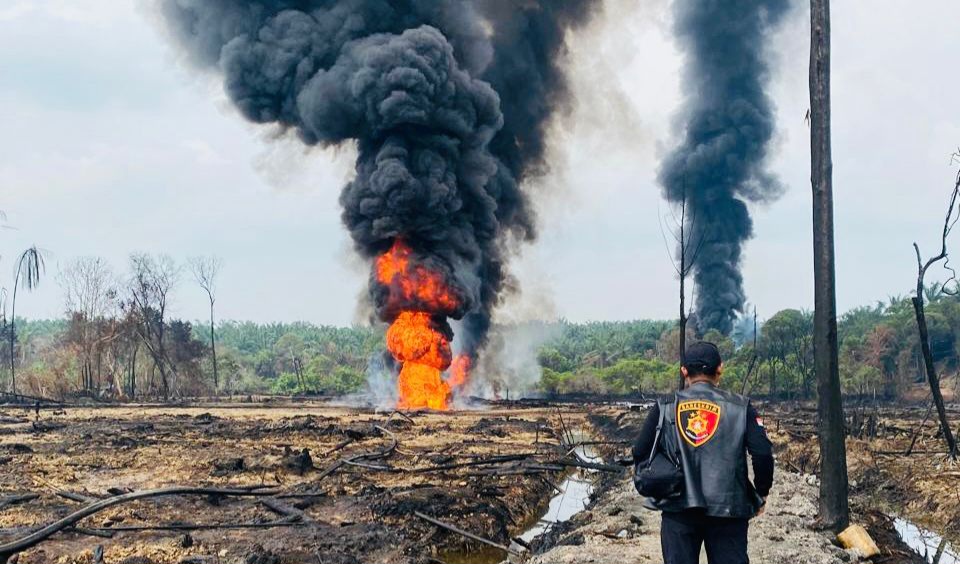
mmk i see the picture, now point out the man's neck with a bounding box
[686,378,716,387]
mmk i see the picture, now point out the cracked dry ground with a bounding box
[0,402,610,564]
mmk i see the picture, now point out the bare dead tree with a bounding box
[660,183,707,389]
[58,257,118,394]
[810,0,849,530]
[9,246,45,396]
[125,254,180,399]
[188,256,222,393]
[910,160,960,460]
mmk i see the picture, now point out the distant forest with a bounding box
[4,267,960,402]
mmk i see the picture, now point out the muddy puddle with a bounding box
[895,517,960,564]
[440,441,600,564]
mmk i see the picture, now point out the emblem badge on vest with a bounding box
[676,400,722,447]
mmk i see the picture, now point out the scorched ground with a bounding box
[0,401,608,563]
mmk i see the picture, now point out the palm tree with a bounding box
[923,282,945,304]
[9,246,45,396]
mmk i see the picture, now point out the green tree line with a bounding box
[3,254,957,402]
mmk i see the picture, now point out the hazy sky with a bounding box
[1,0,958,327]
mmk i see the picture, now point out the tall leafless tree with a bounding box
[125,254,180,399]
[810,0,849,531]
[660,184,706,389]
[189,256,222,393]
[9,246,45,396]
[910,161,960,460]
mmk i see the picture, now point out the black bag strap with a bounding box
[660,394,680,466]
[646,399,666,465]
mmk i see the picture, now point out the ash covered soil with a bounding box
[0,400,943,564]
[0,401,602,564]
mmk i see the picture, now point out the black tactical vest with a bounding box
[655,382,763,518]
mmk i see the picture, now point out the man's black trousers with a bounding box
[660,510,749,564]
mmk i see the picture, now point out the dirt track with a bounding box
[527,470,930,564]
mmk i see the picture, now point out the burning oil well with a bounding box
[158,0,598,409]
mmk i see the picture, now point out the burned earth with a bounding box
[2,399,957,564]
[0,400,617,564]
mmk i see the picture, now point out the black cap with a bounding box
[683,341,722,376]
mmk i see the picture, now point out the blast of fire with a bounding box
[375,241,460,315]
[377,242,471,410]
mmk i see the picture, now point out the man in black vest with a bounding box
[632,341,774,564]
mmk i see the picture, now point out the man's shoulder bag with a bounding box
[633,399,683,500]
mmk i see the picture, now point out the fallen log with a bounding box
[0,486,278,563]
[0,392,62,406]
[407,454,531,474]
[548,459,623,473]
[464,468,553,477]
[67,526,114,539]
[386,411,416,425]
[343,459,395,471]
[81,521,306,533]
[414,511,520,556]
[260,498,310,523]
[322,439,354,457]
[0,494,39,510]
[56,491,99,504]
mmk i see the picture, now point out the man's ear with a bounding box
[680,366,689,378]
[715,362,725,380]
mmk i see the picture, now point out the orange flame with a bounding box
[376,240,459,313]
[377,241,468,410]
[386,311,452,410]
[447,355,471,390]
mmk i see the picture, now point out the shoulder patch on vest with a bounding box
[676,400,722,447]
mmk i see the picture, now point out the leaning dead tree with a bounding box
[910,159,960,460]
[810,0,849,531]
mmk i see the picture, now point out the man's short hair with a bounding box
[683,341,722,377]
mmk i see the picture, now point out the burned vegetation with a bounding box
[0,401,625,564]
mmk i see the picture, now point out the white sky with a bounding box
[1,0,958,326]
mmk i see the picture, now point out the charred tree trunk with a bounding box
[810,0,850,531]
[9,274,18,396]
[209,300,218,394]
[678,262,687,390]
[908,156,960,459]
[912,264,959,460]
[129,343,138,399]
[675,188,697,391]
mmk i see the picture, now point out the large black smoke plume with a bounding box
[158,0,596,356]
[659,0,789,335]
